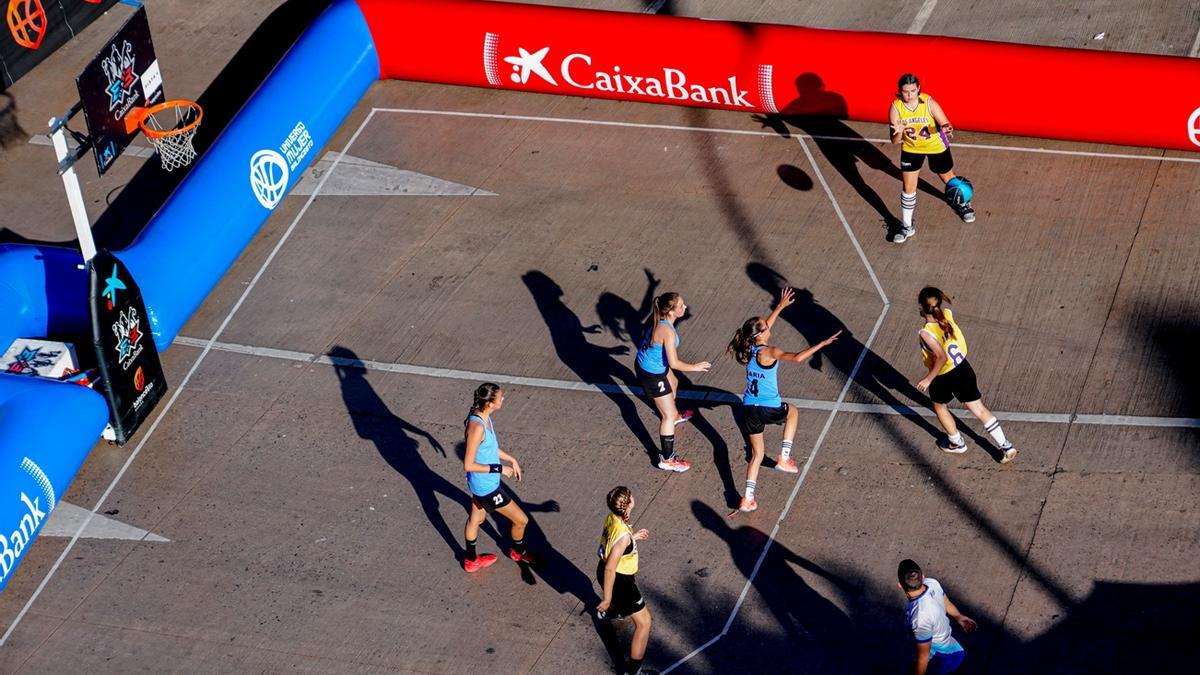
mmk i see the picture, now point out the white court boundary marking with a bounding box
[0,112,380,649]
[908,0,940,34]
[373,107,1200,164]
[1191,24,1200,57]
[661,134,892,672]
[168,336,1200,429]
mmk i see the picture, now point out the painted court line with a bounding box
[0,111,380,649]
[1191,25,1200,57]
[372,107,1200,164]
[908,0,940,34]
[170,336,1200,430]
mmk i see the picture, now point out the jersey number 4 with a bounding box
[747,379,759,396]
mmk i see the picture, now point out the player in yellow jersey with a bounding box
[914,287,1017,463]
[888,74,976,244]
[596,486,653,675]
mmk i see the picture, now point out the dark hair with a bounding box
[650,292,682,327]
[897,559,924,591]
[470,382,502,413]
[727,317,766,365]
[607,486,633,522]
[897,73,920,97]
[918,287,955,340]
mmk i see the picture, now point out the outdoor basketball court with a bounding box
[0,1,1197,673]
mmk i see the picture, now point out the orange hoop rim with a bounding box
[124,99,203,138]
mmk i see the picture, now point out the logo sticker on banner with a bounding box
[250,120,313,209]
[6,0,46,50]
[1189,106,1200,148]
[0,457,55,586]
[483,32,758,108]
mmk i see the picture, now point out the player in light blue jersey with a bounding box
[898,559,976,674]
[462,383,534,572]
[727,288,840,512]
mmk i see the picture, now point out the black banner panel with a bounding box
[1,0,121,90]
[87,249,167,446]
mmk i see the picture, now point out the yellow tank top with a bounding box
[893,94,948,154]
[920,308,968,376]
[599,512,638,575]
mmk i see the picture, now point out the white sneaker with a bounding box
[938,437,968,454]
[892,225,916,243]
[999,444,1018,464]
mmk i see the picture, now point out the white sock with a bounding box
[745,480,756,500]
[780,440,793,460]
[901,192,917,227]
[983,418,1009,447]
[948,432,963,446]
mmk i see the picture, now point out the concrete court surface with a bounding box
[1,0,1199,673]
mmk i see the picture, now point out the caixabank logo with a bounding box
[483,32,779,113]
[1189,106,1200,148]
[0,457,56,587]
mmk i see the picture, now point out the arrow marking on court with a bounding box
[290,151,497,197]
[40,501,169,542]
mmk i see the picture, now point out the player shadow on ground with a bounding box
[746,262,1002,461]
[523,270,662,466]
[329,345,504,560]
[596,268,743,507]
[751,73,946,240]
[1150,308,1200,471]
[637,500,905,673]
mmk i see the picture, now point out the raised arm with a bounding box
[761,330,841,365]
[764,287,795,330]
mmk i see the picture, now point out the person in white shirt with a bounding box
[898,559,977,674]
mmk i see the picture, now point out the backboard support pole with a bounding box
[48,105,96,263]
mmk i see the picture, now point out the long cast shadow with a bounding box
[597,270,741,507]
[753,73,945,238]
[523,271,661,465]
[329,345,500,558]
[746,262,998,458]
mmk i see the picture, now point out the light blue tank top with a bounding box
[743,346,781,407]
[636,320,679,375]
[466,413,500,496]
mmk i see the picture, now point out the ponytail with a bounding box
[467,382,502,422]
[918,287,955,340]
[649,292,681,327]
[607,486,633,523]
[727,317,766,365]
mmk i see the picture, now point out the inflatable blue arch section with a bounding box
[0,0,378,591]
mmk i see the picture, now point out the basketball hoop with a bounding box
[124,99,202,171]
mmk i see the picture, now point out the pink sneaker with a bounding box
[508,548,539,565]
[463,553,498,573]
[738,496,758,513]
[775,457,799,473]
[657,457,691,473]
[674,410,694,427]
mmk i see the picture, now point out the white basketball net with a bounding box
[142,103,200,171]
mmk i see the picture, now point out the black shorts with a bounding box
[928,360,982,405]
[743,403,790,435]
[596,561,646,619]
[635,362,672,399]
[471,486,512,513]
[900,148,954,174]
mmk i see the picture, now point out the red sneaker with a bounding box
[509,548,539,564]
[738,496,758,513]
[674,410,695,427]
[774,456,799,473]
[657,457,691,473]
[463,553,498,573]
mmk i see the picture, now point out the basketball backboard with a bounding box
[75,5,164,175]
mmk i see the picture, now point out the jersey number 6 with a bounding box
[947,343,965,366]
